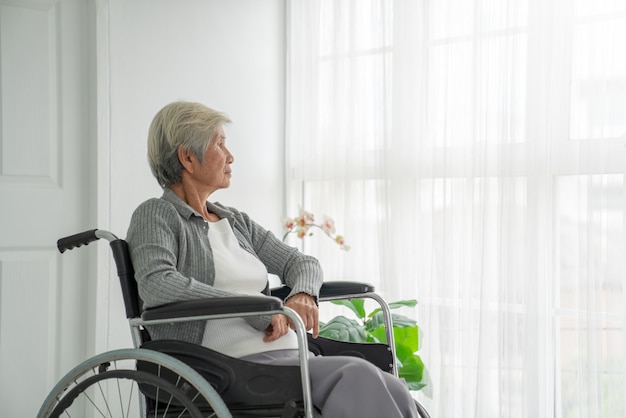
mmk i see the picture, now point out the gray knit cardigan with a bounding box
[126,188,323,345]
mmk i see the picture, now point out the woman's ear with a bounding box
[177,146,195,172]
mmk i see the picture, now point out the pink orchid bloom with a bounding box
[298,208,315,223]
[283,217,296,230]
[296,215,308,227]
[335,235,350,251]
[322,215,336,235]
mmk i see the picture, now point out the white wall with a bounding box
[108,0,286,232]
[96,0,286,351]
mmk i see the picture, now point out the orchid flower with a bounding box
[282,208,349,251]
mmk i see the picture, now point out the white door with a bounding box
[0,0,93,416]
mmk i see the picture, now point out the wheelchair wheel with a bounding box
[415,399,431,418]
[38,348,232,418]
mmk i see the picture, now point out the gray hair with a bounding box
[147,101,231,187]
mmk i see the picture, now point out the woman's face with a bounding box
[192,126,234,194]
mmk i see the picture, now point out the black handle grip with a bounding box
[57,229,99,253]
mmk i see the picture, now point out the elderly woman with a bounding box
[126,101,418,417]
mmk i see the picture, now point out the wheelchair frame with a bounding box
[38,229,427,418]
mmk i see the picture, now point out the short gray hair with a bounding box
[147,101,231,187]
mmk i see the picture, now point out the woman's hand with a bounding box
[285,293,319,338]
[264,314,290,342]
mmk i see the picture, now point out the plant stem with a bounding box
[283,223,335,242]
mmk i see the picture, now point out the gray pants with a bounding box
[242,350,418,418]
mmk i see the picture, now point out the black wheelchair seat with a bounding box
[140,339,303,409]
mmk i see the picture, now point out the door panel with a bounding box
[0,1,92,416]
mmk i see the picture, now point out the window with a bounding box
[286,1,626,415]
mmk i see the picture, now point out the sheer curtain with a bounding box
[285,0,626,417]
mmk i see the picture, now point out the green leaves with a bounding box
[367,299,418,319]
[319,298,430,394]
[399,355,426,391]
[318,315,368,342]
[330,299,366,320]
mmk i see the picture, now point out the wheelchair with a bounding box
[38,229,431,418]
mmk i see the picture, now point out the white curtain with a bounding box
[285,0,626,417]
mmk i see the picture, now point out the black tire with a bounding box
[48,369,203,418]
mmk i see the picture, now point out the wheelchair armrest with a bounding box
[270,281,376,300]
[141,295,283,321]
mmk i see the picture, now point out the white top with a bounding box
[201,219,298,357]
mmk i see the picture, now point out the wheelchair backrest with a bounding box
[109,239,142,319]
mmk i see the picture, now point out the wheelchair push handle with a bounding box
[57,229,118,253]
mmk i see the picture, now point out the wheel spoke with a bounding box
[82,388,108,417]
[115,370,125,417]
[125,382,135,417]
[91,374,113,417]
